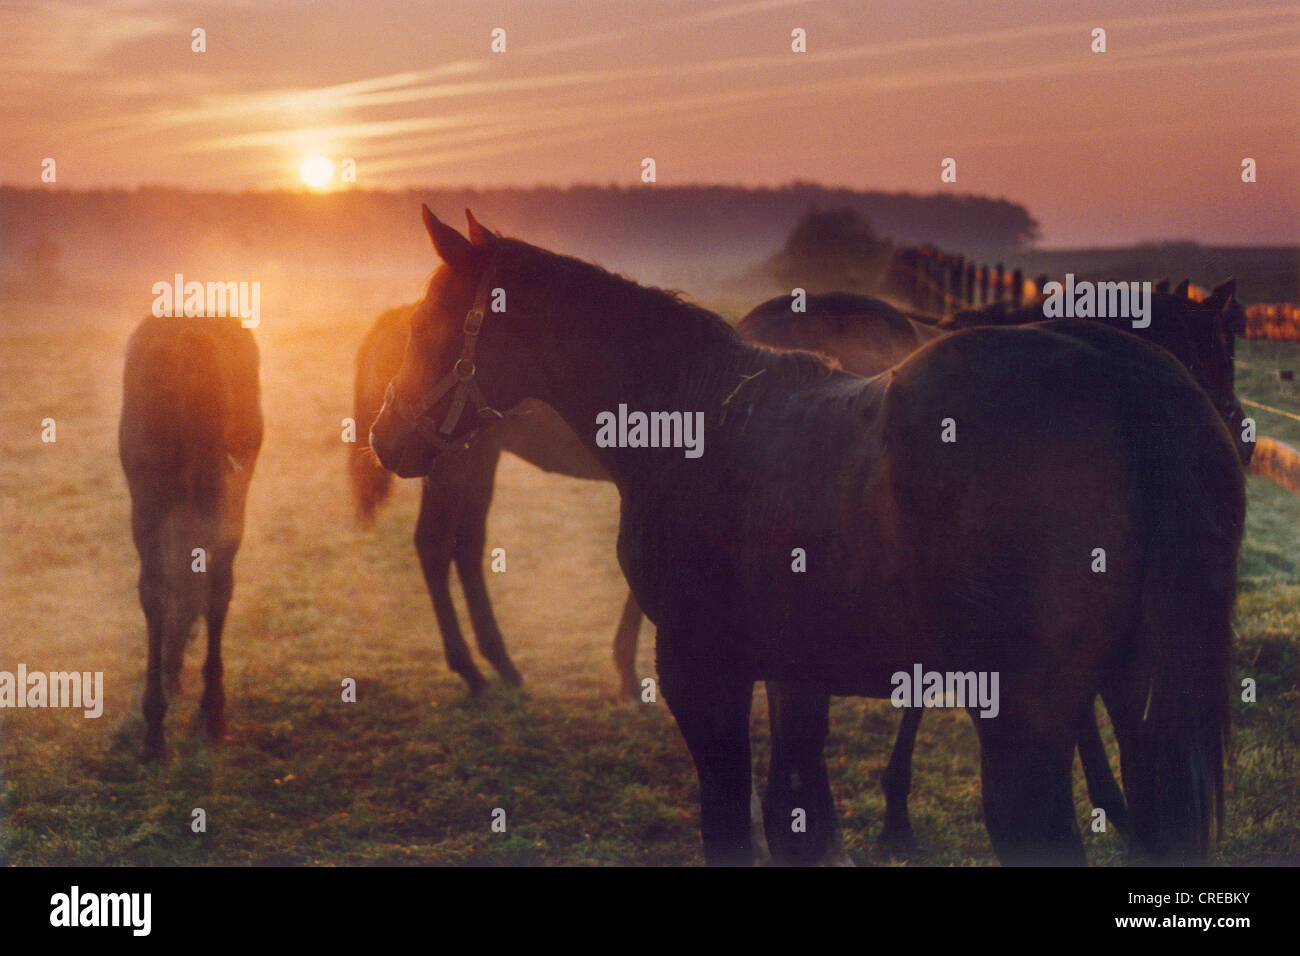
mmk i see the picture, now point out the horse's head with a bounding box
[369,206,543,478]
[1161,278,1253,467]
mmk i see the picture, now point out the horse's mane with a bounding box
[499,237,844,398]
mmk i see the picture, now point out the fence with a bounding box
[881,245,1040,317]
[880,243,1300,493]
[881,244,1298,342]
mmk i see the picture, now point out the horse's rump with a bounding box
[120,316,261,525]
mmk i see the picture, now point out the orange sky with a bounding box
[2,0,1297,245]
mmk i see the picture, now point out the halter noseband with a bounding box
[383,258,505,452]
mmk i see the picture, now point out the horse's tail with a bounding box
[350,445,393,527]
[1122,362,1245,863]
[349,306,412,526]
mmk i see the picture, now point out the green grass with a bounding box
[1,290,1297,866]
[1237,339,1300,448]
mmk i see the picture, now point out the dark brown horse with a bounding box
[738,284,1253,851]
[371,209,1243,866]
[946,283,1253,466]
[119,316,263,761]
[351,305,644,696]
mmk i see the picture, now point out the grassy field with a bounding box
[1,285,1297,866]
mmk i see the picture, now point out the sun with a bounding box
[299,155,334,189]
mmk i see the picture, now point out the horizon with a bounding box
[5,182,1298,254]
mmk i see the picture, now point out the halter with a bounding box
[382,257,505,452]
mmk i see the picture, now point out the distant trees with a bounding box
[766,207,894,293]
[0,185,1042,295]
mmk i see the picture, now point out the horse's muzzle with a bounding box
[369,405,437,479]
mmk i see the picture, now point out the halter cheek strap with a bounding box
[383,258,506,452]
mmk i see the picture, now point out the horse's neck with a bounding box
[534,291,753,489]
[493,399,610,482]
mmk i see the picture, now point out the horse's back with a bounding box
[120,315,262,547]
[740,293,941,377]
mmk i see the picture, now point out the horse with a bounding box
[351,305,645,696]
[119,315,263,761]
[945,284,1252,465]
[351,294,937,702]
[371,208,1244,866]
[735,282,1253,851]
[350,296,931,701]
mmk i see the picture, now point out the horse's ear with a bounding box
[1154,278,1170,294]
[421,204,473,273]
[1208,278,1236,308]
[1174,279,1191,299]
[465,209,495,247]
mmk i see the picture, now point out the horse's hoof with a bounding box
[139,742,164,763]
[500,667,524,688]
[876,824,916,855]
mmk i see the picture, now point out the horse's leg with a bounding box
[453,442,521,686]
[973,702,1084,865]
[1077,698,1128,835]
[661,653,755,866]
[454,525,522,688]
[879,707,923,851]
[612,590,642,698]
[415,478,487,695]
[199,546,235,740]
[162,622,190,694]
[138,563,168,761]
[762,682,841,865]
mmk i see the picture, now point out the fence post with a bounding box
[941,254,955,316]
[914,248,927,312]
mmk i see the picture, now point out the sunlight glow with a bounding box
[299,155,334,188]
